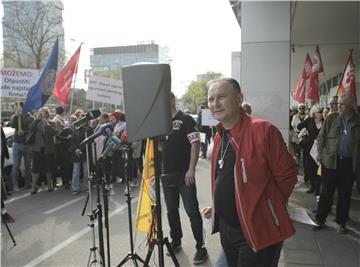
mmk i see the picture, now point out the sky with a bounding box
[1,0,241,97]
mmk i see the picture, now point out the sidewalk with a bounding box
[280,176,360,267]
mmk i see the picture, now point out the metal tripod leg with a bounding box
[2,216,16,246]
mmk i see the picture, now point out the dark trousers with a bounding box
[316,158,354,225]
[162,178,204,249]
[219,218,283,267]
[304,150,321,194]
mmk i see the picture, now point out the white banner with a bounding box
[86,75,123,106]
[202,109,218,126]
[0,68,39,99]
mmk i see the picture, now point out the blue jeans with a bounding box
[71,161,88,192]
[10,142,32,188]
[162,177,204,250]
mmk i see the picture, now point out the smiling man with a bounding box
[202,78,297,267]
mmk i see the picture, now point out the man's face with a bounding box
[329,98,338,112]
[338,98,352,116]
[298,106,306,115]
[208,81,243,125]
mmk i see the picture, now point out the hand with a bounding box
[185,169,195,186]
[201,207,212,219]
[75,149,82,157]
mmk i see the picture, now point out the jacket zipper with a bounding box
[240,158,247,183]
[267,199,280,226]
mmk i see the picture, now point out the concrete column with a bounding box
[241,1,291,142]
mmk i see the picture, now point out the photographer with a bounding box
[29,107,58,194]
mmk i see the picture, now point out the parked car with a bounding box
[3,127,25,188]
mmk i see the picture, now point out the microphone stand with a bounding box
[143,137,180,267]
[81,128,105,267]
[117,143,145,267]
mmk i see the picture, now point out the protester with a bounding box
[313,93,360,234]
[297,105,324,195]
[202,78,297,267]
[161,92,208,265]
[329,95,339,113]
[197,105,212,159]
[109,111,126,184]
[70,111,92,195]
[53,106,72,189]
[241,102,252,114]
[9,102,33,191]
[29,107,58,194]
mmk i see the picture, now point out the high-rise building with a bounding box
[90,41,170,77]
[2,0,65,68]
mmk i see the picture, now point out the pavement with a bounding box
[280,175,360,267]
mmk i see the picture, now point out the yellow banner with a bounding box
[135,139,156,233]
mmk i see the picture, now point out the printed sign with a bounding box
[1,68,39,98]
[86,75,124,106]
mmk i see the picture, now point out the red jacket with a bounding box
[211,111,297,251]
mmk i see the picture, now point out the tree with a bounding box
[181,71,223,112]
[2,1,63,69]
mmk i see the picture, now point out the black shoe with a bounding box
[306,189,315,194]
[30,191,37,195]
[166,240,181,256]
[193,247,208,265]
[2,213,15,223]
[310,221,324,231]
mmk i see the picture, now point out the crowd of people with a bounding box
[2,79,360,266]
[1,104,144,197]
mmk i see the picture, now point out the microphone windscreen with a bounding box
[99,123,114,135]
[88,109,101,119]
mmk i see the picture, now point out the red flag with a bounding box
[337,49,356,100]
[53,45,81,106]
[293,53,312,104]
[308,46,324,103]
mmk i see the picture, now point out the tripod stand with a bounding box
[1,177,16,246]
[81,130,105,267]
[117,144,145,267]
[143,137,180,267]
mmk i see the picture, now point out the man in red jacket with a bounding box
[202,78,297,267]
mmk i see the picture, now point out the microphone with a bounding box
[100,135,123,158]
[80,123,114,146]
[73,109,101,128]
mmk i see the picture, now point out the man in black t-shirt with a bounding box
[161,92,208,265]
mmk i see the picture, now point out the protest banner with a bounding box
[86,75,123,106]
[1,68,39,99]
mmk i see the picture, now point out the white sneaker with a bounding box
[13,185,20,192]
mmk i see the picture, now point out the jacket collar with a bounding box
[215,109,249,141]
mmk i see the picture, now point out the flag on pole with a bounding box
[53,45,81,106]
[22,38,58,115]
[307,46,324,103]
[135,139,156,234]
[336,49,356,100]
[293,53,312,104]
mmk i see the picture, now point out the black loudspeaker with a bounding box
[121,63,172,142]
